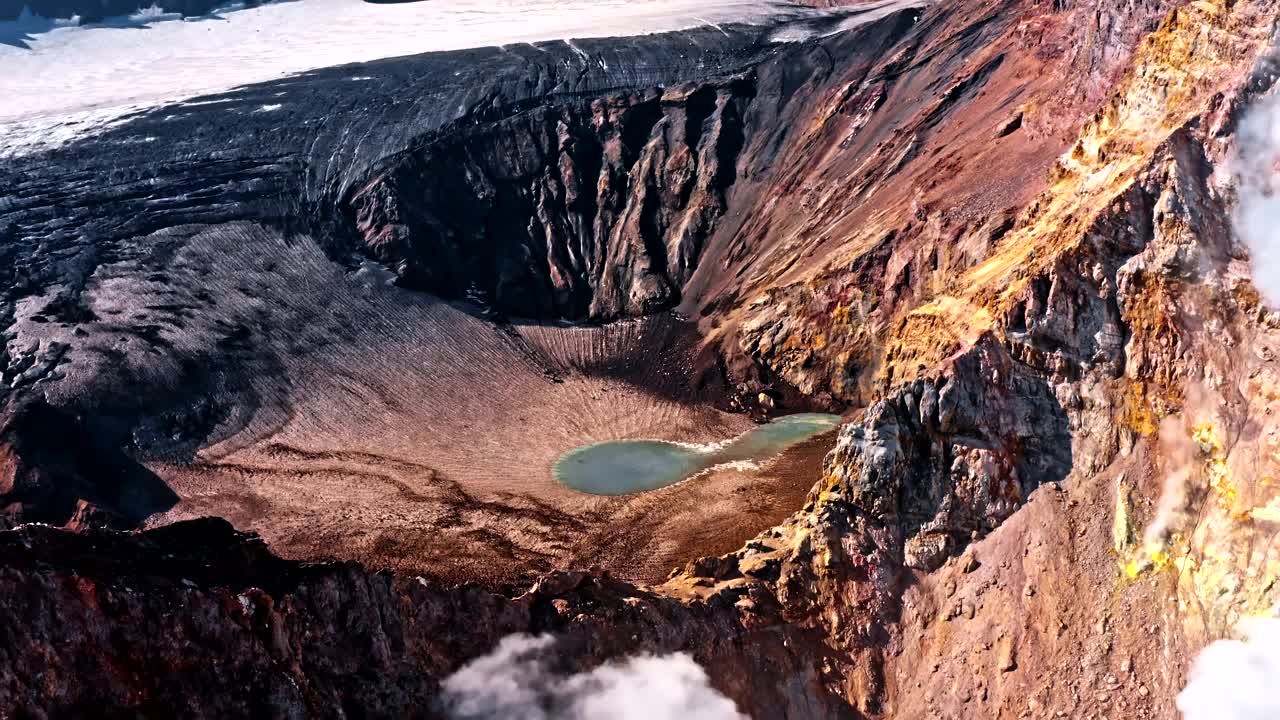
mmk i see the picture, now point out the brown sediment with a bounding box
[100,225,840,587]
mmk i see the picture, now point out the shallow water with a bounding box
[554,413,842,495]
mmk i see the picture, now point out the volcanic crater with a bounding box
[0,4,916,588]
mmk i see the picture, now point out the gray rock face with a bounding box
[349,79,751,320]
[823,335,1073,570]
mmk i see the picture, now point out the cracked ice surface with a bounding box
[0,0,827,156]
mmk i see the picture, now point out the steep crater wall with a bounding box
[344,80,753,321]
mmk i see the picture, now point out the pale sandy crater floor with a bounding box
[3,221,837,586]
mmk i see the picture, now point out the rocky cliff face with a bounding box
[0,518,852,719]
[683,0,1280,714]
[337,7,922,325]
[347,80,751,320]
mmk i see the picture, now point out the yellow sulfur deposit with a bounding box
[1193,423,1238,514]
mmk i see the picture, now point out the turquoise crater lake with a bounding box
[553,413,843,496]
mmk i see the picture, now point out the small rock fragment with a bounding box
[998,636,1018,672]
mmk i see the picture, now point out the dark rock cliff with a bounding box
[0,518,851,719]
[0,25,784,326]
[0,397,176,530]
[348,80,752,320]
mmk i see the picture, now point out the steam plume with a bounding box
[440,634,748,720]
[1234,88,1280,309]
[1177,618,1280,719]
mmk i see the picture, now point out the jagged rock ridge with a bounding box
[348,79,752,320]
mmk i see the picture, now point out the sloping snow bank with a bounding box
[0,0,923,157]
[2,0,791,123]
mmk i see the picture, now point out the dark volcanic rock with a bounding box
[0,519,851,719]
[825,334,1073,570]
[349,79,751,320]
[0,397,177,530]
[0,25,784,321]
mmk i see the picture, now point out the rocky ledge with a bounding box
[0,518,847,718]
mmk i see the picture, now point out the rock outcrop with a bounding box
[654,334,1074,713]
[0,397,176,530]
[823,336,1073,571]
[0,518,852,719]
[348,80,751,320]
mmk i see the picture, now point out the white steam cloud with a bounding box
[1177,618,1280,719]
[440,634,748,720]
[1234,88,1280,309]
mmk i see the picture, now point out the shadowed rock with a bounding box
[348,80,751,320]
[0,397,178,530]
[0,518,854,718]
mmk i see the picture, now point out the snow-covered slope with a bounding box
[0,0,916,156]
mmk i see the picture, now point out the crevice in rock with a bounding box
[343,79,755,322]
